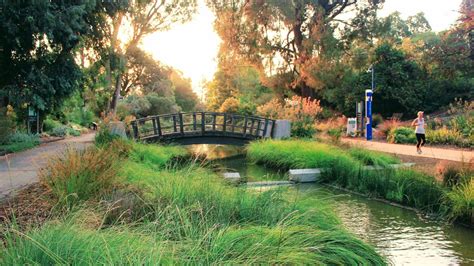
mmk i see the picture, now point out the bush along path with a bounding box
[1,138,386,265]
[247,139,474,225]
[0,133,95,199]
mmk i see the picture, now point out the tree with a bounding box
[207,0,382,96]
[367,42,426,117]
[92,0,198,113]
[0,1,95,116]
[170,71,199,112]
[122,47,174,97]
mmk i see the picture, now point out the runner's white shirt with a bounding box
[415,118,425,134]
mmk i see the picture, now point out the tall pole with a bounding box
[371,65,375,90]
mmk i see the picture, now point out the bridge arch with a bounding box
[130,112,278,146]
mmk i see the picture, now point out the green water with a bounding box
[188,144,474,265]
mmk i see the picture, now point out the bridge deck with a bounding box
[131,112,276,145]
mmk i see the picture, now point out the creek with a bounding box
[188,144,474,265]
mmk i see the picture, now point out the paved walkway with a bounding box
[0,133,95,199]
[342,138,473,163]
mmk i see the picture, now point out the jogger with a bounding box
[412,111,426,154]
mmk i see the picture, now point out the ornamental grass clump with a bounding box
[348,147,400,167]
[40,146,119,206]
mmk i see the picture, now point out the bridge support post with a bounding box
[201,112,205,135]
[179,113,184,135]
[272,120,291,139]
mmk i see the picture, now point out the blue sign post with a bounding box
[365,89,373,140]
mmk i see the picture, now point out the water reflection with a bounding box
[302,187,474,265]
[189,144,474,265]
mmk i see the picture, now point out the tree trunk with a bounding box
[110,73,122,115]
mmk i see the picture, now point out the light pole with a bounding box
[368,64,374,91]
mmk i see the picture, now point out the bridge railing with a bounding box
[130,112,276,141]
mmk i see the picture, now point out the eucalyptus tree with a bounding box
[207,0,383,97]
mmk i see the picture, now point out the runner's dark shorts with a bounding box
[416,133,426,148]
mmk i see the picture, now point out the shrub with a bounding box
[43,118,62,132]
[257,96,322,138]
[426,127,463,145]
[327,128,342,142]
[66,127,81,137]
[372,114,383,128]
[387,127,416,144]
[40,146,119,206]
[376,118,400,138]
[66,108,95,127]
[0,132,40,153]
[218,97,240,113]
[49,126,68,137]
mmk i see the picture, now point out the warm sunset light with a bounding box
[142,1,220,99]
[140,0,463,99]
[2,0,472,264]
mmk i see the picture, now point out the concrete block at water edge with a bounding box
[272,120,291,139]
[223,172,242,183]
[390,163,415,169]
[289,168,322,183]
[109,122,127,138]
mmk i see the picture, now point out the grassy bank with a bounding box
[1,140,386,265]
[247,139,473,223]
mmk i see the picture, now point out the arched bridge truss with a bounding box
[130,112,277,146]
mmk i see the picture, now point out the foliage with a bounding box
[0,132,40,153]
[375,118,401,139]
[0,106,15,144]
[40,146,119,206]
[43,118,63,133]
[348,147,400,167]
[95,124,120,147]
[84,0,198,112]
[129,143,188,170]
[372,114,383,128]
[208,0,381,96]
[446,180,474,223]
[170,71,199,111]
[0,1,94,115]
[117,93,181,119]
[257,96,322,137]
[387,127,416,144]
[218,97,240,113]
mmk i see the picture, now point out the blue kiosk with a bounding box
[365,89,373,140]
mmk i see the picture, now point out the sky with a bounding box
[141,0,463,97]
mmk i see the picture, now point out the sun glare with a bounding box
[141,1,221,99]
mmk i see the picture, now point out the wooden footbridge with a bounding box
[130,112,279,145]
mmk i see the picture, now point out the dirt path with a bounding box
[0,133,95,200]
[342,138,473,163]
